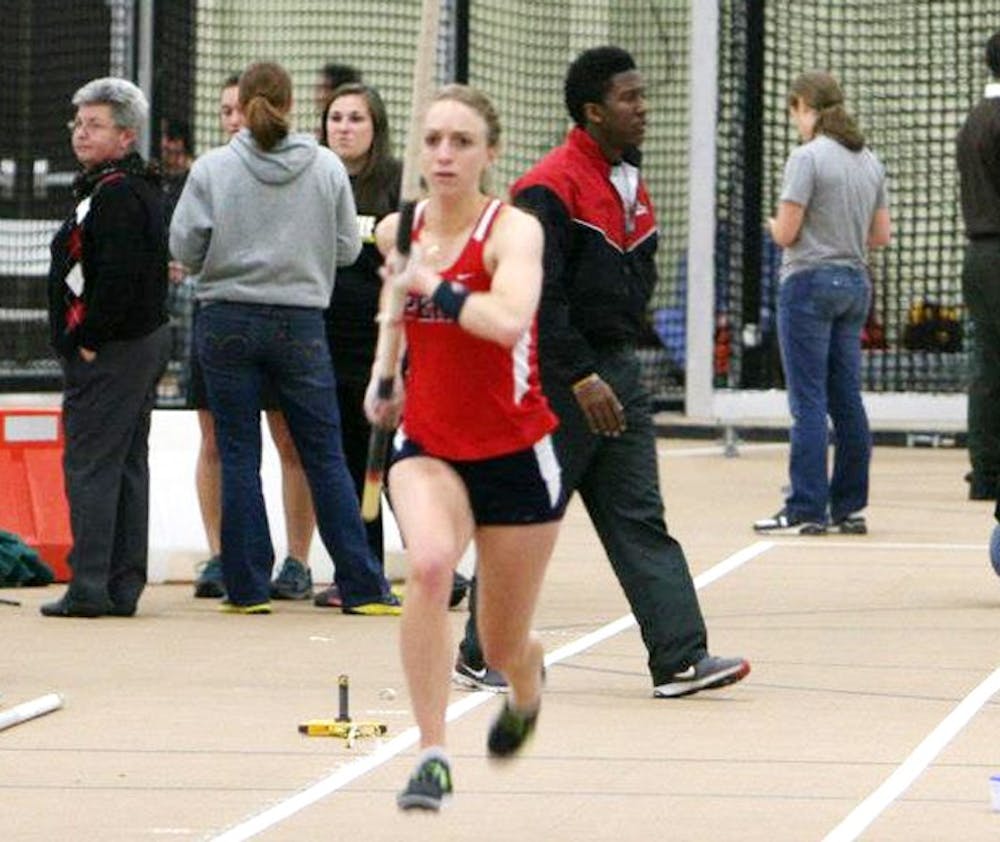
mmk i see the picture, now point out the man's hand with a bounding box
[572,373,626,436]
[79,347,97,363]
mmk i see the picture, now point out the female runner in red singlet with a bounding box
[367,84,565,811]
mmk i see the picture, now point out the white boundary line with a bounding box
[209,541,774,841]
[693,540,774,589]
[822,665,1000,842]
[767,541,985,552]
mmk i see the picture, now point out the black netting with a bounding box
[152,0,448,405]
[468,1,691,399]
[0,0,449,401]
[0,0,693,405]
[0,1,112,389]
[716,0,994,393]
[9,1,986,405]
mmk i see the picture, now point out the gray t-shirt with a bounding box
[778,134,887,281]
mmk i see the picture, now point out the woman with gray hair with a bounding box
[42,76,170,617]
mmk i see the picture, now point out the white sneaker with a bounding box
[752,510,826,535]
[452,657,509,693]
[654,655,751,698]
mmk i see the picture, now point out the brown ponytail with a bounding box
[239,62,292,151]
[788,71,865,152]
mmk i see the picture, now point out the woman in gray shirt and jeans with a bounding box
[754,71,891,536]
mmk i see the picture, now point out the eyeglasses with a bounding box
[67,119,118,134]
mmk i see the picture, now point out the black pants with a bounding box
[60,325,170,612]
[963,237,1000,496]
[461,347,708,685]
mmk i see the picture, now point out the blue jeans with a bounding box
[777,265,871,523]
[195,302,391,607]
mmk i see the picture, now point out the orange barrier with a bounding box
[0,408,71,581]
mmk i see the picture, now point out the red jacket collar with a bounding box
[567,126,617,174]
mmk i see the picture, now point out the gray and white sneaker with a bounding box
[753,510,826,535]
[832,514,867,534]
[653,654,751,698]
[452,657,509,693]
[270,556,312,600]
[193,556,225,599]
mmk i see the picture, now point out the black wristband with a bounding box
[431,280,470,321]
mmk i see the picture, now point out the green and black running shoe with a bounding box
[487,700,539,758]
[397,756,453,811]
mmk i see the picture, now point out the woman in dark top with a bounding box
[315,82,402,607]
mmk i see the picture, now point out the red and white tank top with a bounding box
[399,197,557,460]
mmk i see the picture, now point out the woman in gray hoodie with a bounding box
[170,61,399,615]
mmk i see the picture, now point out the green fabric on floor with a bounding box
[0,530,54,586]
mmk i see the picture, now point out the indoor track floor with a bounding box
[2,440,998,841]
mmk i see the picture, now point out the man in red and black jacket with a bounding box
[43,77,170,618]
[456,46,749,699]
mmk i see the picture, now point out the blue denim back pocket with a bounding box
[195,303,257,367]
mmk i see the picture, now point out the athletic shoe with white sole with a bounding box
[397,754,453,811]
[653,654,751,698]
[270,556,313,600]
[832,514,867,534]
[752,510,826,535]
[452,657,509,693]
[193,556,225,599]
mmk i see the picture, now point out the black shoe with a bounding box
[270,556,313,600]
[965,471,998,500]
[832,513,867,535]
[452,656,509,693]
[397,755,453,811]
[487,700,539,758]
[653,654,750,698]
[449,571,470,609]
[40,596,105,618]
[194,556,225,599]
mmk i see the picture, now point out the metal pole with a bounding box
[684,0,719,421]
[136,0,155,159]
[739,0,766,387]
